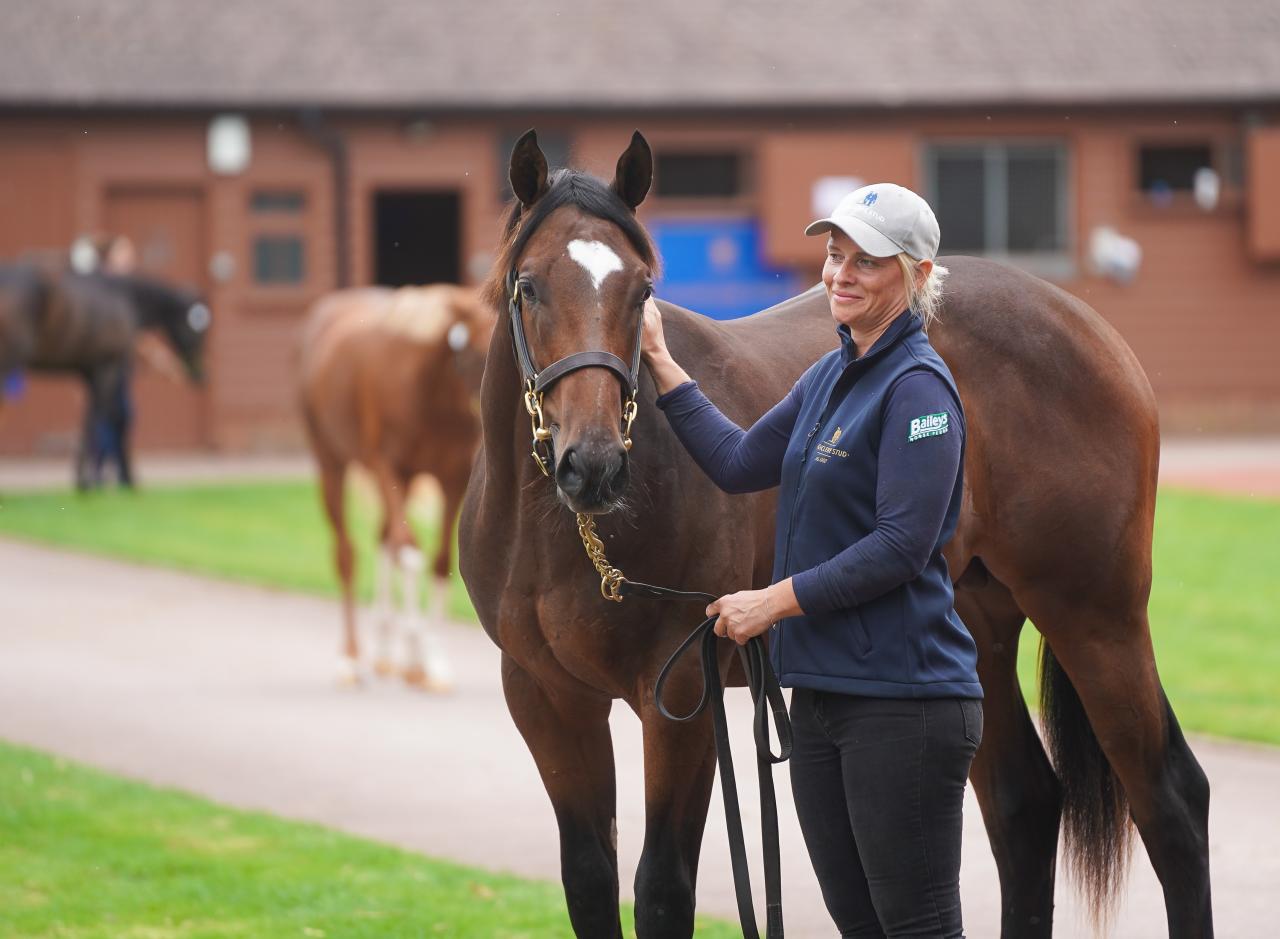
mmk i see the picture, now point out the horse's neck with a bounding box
[108,275,170,330]
[478,320,529,486]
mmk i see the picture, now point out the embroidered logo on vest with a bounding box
[908,412,949,442]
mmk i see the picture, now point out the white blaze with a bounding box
[568,239,623,291]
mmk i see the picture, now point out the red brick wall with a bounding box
[2,108,1278,456]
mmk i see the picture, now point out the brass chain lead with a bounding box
[576,512,627,602]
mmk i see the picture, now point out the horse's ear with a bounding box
[612,131,653,211]
[510,129,550,208]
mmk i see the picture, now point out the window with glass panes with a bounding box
[249,189,307,285]
[925,143,1068,258]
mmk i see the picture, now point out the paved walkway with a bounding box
[0,453,313,491]
[2,539,1276,936]
[1158,437,1280,497]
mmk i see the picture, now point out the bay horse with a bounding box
[459,131,1211,937]
[0,262,209,488]
[298,284,495,688]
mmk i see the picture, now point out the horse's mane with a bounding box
[480,169,660,313]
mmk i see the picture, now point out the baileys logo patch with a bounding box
[908,412,949,442]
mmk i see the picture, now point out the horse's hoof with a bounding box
[402,665,452,693]
[337,659,365,688]
[373,658,396,678]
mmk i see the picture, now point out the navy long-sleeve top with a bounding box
[656,310,981,698]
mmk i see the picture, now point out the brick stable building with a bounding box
[2,0,1278,454]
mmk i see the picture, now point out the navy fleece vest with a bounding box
[772,313,981,699]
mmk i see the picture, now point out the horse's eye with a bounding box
[519,281,537,304]
[640,286,653,303]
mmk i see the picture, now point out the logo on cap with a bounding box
[860,192,879,207]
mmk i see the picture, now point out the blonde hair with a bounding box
[896,254,948,332]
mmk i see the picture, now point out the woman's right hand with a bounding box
[641,298,669,364]
[640,298,693,395]
[637,298,691,394]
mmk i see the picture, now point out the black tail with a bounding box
[1039,641,1133,923]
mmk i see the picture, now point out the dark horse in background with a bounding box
[0,262,209,488]
[459,132,1211,937]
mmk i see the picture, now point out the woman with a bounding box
[642,183,982,938]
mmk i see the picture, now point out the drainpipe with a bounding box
[300,107,350,289]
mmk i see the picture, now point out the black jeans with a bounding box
[789,689,982,939]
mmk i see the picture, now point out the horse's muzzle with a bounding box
[555,439,629,512]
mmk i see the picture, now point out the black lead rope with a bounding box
[626,579,793,939]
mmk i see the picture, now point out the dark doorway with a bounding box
[373,190,461,286]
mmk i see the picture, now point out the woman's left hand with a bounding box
[708,589,776,645]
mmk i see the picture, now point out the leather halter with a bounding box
[506,268,643,476]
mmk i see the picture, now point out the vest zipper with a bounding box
[776,418,823,676]
[778,363,861,672]
[782,420,821,570]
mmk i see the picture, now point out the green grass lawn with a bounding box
[1010,489,1280,744]
[0,479,1277,745]
[0,740,737,939]
[0,479,476,621]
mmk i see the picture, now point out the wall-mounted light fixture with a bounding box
[208,114,252,175]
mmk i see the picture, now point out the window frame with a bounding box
[653,151,747,200]
[1129,136,1244,215]
[250,232,306,286]
[922,139,1074,280]
[241,182,318,304]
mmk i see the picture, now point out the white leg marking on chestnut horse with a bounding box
[568,239,623,291]
[373,544,395,676]
[398,544,426,573]
[423,575,454,689]
[337,654,364,688]
[397,553,437,690]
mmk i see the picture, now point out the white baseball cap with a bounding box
[805,183,940,261]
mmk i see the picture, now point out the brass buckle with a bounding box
[524,383,553,477]
[621,396,638,451]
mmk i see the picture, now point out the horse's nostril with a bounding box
[599,452,629,502]
[556,443,629,506]
[557,447,585,496]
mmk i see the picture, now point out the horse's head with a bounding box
[166,292,212,384]
[121,275,211,383]
[491,130,657,514]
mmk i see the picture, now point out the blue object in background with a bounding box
[649,217,808,320]
[2,370,26,401]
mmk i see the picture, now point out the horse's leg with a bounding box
[317,457,360,685]
[371,536,396,678]
[76,369,104,491]
[419,469,466,687]
[113,364,135,488]
[1029,595,1212,938]
[955,574,1061,938]
[633,702,716,939]
[369,465,436,690]
[502,655,622,938]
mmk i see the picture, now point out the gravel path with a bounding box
[2,538,1276,936]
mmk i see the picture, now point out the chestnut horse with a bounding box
[459,132,1211,937]
[298,284,494,688]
